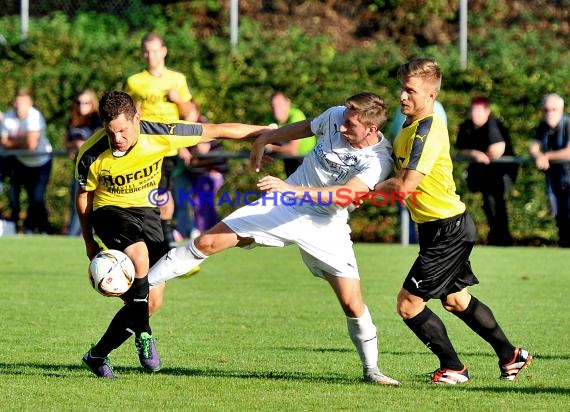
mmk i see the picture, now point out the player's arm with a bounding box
[198,123,274,142]
[251,120,313,172]
[257,174,370,207]
[373,168,425,200]
[76,189,100,260]
[266,139,301,156]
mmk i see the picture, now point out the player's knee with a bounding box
[149,298,162,316]
[340,298,364,318]
[194,230,237,255]
[441,290,470,312]
[193,234,215,255]
[396,302,412,319]
[396,292,420,319]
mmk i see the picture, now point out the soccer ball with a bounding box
[88,249,135,297]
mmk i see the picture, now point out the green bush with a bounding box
[0,4,568,243]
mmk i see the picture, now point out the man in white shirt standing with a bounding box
[0,88,52,233]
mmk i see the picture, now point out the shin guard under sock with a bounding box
[404,306,463,370]
[452,296,515,364]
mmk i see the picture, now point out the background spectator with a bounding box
[264,91,316,177]
[529,93,570,247]
[125,31,197,248]
[173,108,208,239]
[187,140,228,238]
[0,87,52,234]
[455,96,517,246]
[64,89,101,236]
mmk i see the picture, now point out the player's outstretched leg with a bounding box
[148,240,208,287]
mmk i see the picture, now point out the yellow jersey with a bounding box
[393,114,465,223]
[76,120,202,210]
[124,68,192,123]
[125,68,192,157]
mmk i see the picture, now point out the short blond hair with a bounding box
[397,58,442,93]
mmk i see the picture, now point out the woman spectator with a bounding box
[64,89,101,235]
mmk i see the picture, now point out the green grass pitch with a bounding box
[0,236,568,411]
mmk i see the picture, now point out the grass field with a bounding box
[0,236,568,411]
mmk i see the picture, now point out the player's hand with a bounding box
[250,132,272,172]
[257,175,290,194]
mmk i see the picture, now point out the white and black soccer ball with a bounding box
[88,249,135,297]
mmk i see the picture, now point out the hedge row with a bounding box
[1,4,569,243]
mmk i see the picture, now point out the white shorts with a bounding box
[222,199,359,279]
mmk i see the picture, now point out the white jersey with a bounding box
[149,104,395,283]
[1,107,52,167]
[286,106,393,217]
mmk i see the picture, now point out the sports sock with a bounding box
[90,305,134,358]
[346,306,378,370]
[127,276,151,336]
[148,239,208,287]
[404,306,464,370]
[451,296,515,364]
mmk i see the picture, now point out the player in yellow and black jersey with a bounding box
[125,32,200,249]
[77,91,270,378]
[374,58,531,384]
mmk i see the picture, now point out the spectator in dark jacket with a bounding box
[456,96,518,246]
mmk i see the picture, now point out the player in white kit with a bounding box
[148,92,399,385]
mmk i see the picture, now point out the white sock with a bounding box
[148,240,208,287]
[346,305,379,371]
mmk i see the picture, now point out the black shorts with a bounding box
[403,212,479,300]
[158,156,177,191]
[92,206,170,266]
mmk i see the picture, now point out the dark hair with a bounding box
[99,91,137,123]
[471,96,490,107]
[345,92,387,129]
[141,32,165,49]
